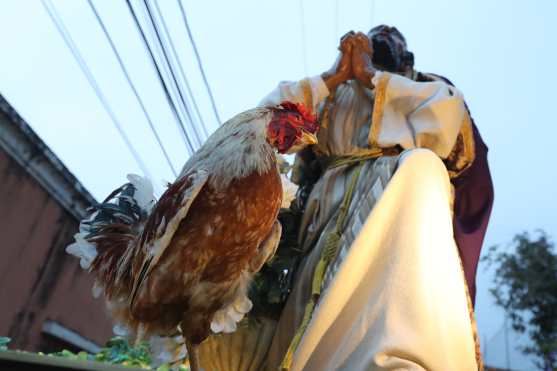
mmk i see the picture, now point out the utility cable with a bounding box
[176,0,221,125]
[152,0,209,138]
[125,0,195,155]
[42,0,152,179]
[143,0,204,148]
[86,0,177,176]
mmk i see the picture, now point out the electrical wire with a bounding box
[299,0,309,76]
[152,0,209,138]
[125,0,195,155]
[143,0,204,146]
[86,0,177,177]
[140,0,201,149]
[140,7,200,152]
[41,0,152,179]
[370,0,376,28]
[334,0,339,44]
[176,0,221,125]
[143,0,204,148]
[138,2,197,150]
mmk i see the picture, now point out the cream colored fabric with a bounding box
[370,71,466,158]
[292,149,477,371]
[259,75,477,370]
[259,75,330,113]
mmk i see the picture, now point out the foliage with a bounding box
[0,337,10,351]
[50,337,153,368]
[482,231,557,370]
[249,206,304,319]
[94,337,153,367]
[0,336,187,370]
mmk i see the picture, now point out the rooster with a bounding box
[66,102,318,371]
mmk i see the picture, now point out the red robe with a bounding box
[418,72,494,304]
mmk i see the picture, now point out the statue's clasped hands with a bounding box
[322,31,376,91]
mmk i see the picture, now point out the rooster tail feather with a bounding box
[66,174,156,300]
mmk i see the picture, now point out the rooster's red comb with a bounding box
[276,101,319,133]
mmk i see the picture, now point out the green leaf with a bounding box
[486,231,557,369]
[0,337,10,350]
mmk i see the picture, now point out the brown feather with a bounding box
[69,103,322,357]
[130,162,282,344]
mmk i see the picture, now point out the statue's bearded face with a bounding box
[367,25,412,73]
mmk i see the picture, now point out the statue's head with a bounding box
[367,25,414,73]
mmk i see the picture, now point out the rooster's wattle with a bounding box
[66,102,318,370]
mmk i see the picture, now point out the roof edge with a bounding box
[0,94,96,220]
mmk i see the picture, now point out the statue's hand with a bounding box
[322,31,356,91]
[352,32,376,89]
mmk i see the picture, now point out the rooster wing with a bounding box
[130,169,209,307]
[249,220,282,273]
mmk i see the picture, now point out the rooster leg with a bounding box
[134,324,146,346]
[185,338,200,371]
[180,313,210,371]
[249,221,282,273]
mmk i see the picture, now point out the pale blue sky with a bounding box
[1,1,555,369]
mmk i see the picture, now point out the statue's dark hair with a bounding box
[403,51,414,69]
[368,25,407,46]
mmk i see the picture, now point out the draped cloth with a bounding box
[259,71,491,370]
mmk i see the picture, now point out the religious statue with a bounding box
[256,25,494,370]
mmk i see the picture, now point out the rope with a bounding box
[280,158,367,370]
[326,151,384,169]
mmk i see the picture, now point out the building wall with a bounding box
[0,145,113,352]
[0,93,116,352]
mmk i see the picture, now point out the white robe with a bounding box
[292,149,477,370]
[260,72,480,371]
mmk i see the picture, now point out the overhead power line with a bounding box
[152,0,209,138]
[41,0,152,179]
[86,0,178,177]
[125,0,196,155]
[139,0,200,151]
[299,0,309,76]
[143,0,204,148]
[370,0,376,27]
[176,0,221,125]
[334,0,339,43]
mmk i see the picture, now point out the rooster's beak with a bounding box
[300,131,318,146]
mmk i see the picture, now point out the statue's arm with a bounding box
[369,71,466,159]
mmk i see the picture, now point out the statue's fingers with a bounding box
[340,30,356,43]
[340,31,356,45]
[340,34,356,53]
[354,33,373,54]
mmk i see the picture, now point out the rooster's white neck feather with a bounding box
[179,108,276,189]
